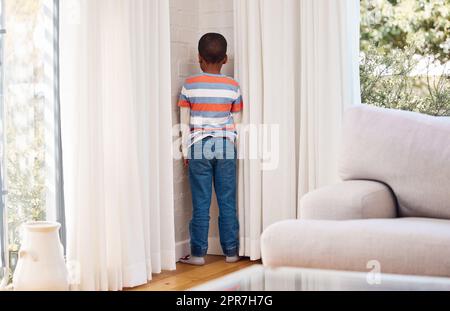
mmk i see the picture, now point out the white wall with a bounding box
[170,0,199,259]
[199,0,235,76]
[169,0,235,258]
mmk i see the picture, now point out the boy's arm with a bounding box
[180,107,191,160]
[231,86,243,125]
[232,86,244,148]
[232,112,243,153]
[232,112,242,125]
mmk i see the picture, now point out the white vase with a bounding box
[13,221,69,291]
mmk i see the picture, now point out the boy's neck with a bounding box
[203,70,222,75]
[202,64,223,75]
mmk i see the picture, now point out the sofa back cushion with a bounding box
[339,105,450,219]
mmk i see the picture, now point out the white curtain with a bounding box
[297,0,361,199]
[234,0,360,260]
[60,0,175,291]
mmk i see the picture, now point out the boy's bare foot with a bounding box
[226,256,240,263]
[179,255,205,266]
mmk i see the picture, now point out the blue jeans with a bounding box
[188,137,239,257]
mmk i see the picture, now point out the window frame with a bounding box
[0,0,65,277]
[0,0,7,275]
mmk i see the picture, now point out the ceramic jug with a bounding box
[13,222,69,291]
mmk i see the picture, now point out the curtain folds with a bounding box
[60,0,175,291]
[297,0,361,201]
[234,0,361,260]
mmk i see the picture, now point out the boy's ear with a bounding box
[223,55,228,65]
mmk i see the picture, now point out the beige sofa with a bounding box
[261,105,450,277]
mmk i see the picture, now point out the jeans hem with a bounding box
[191,247,208,258]
[223,247,239,257]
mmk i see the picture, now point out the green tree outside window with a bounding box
[361,0,450,116]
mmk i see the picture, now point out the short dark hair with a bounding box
[198,33,228,64]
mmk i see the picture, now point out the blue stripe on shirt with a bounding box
[184,82,238,92]
[233,96,243,104]
[189,97,237,104]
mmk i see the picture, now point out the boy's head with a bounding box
[198,33,228,71]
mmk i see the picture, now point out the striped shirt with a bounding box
[178,73,243,147]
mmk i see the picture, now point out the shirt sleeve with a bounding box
[178,85,191,108]
[231,86,243,113]
[180,106,191,159]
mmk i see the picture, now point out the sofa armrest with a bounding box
[300,180,397,220]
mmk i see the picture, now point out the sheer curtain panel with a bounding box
[60,0,175,291]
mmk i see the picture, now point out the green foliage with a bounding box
[361,0,450,116]
[360,47,450,115]
[361,0,450,63]
[4,0,47,255]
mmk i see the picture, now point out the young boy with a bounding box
[178,33,243,266]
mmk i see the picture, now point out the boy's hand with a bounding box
[184,159,189,167]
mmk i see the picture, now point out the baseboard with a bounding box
[175,240,190,261]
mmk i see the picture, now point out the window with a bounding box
[360,0,450,116]
[0,0,64,278]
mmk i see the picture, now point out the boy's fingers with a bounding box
[184,159,189,167]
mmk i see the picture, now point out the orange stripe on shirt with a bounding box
[231,103,243,112]
[178,100,191,108]
[191,103,232,112]
[186,76,239,87]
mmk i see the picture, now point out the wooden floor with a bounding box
[128,255,259,291]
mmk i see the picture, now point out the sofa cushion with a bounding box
[339,105,450,219]
[300,180,397,220]
[261,218,450,277]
